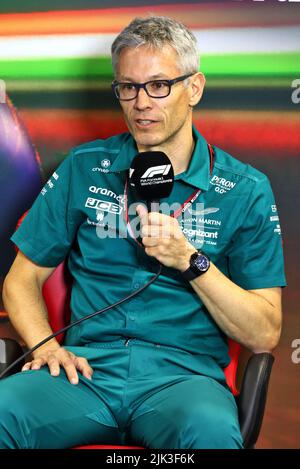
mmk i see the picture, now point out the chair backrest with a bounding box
[42,262,72,344]
[15,213,240,396]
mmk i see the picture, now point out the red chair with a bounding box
[0,215,275,449]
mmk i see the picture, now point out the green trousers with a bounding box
[0,340,243,449]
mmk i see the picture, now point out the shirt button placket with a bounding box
[125,271,144,328]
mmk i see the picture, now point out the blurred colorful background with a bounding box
[0,0,299,448]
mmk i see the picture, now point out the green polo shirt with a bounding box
[11,125,286,374]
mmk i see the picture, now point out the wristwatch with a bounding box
[181,250,210,281]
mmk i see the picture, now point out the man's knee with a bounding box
[175,407,243,449]
[133,405,243,449]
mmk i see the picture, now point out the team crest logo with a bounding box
[101,159,111,169]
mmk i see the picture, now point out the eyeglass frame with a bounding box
[111,72,195,101]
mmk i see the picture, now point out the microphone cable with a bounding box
[0,262,162,379]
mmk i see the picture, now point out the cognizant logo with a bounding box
[182,228,218,239]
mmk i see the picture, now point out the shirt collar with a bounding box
[177,125,210,191]
[109,133,138,173]
[109,124,211,191]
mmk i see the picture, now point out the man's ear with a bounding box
[189,72,206,107]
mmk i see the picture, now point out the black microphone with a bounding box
[129,151,174,212]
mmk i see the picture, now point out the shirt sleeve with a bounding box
[11,151,78,267]
[227,175,287,290]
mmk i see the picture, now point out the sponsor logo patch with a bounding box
[210,175,236,194]
[89,186,124,204]
[92,160,111,173]
[188,207,220,216]
[85,197,123,215]
[41,172,59,196]
[274,224,282,235]
[101,159,111,169]
[141,164,171,179]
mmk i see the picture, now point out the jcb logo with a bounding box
[85,197,122,215]
[141,164,171,178]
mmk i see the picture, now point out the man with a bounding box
[0,16,286,449]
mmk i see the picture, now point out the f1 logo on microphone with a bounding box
[141,164,172,178]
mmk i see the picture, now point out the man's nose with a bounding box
[134,87,153,110]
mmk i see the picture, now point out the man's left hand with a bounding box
[136,204,196,272]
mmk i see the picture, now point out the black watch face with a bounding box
[194,254,209,272]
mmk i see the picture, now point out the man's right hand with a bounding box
[3,251,94,385]
[21,345,94,385]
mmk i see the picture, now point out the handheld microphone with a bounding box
[129,151,174,212]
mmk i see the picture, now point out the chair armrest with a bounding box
[0,338,25,378]
[236,352,274,448]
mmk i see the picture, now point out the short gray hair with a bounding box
[111,16,199,76]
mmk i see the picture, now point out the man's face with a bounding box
[115,45,196,151]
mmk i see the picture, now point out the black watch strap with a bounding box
[181,267,200,281]
[181,251,210,281]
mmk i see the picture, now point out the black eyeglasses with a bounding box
[112,73,194,101]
